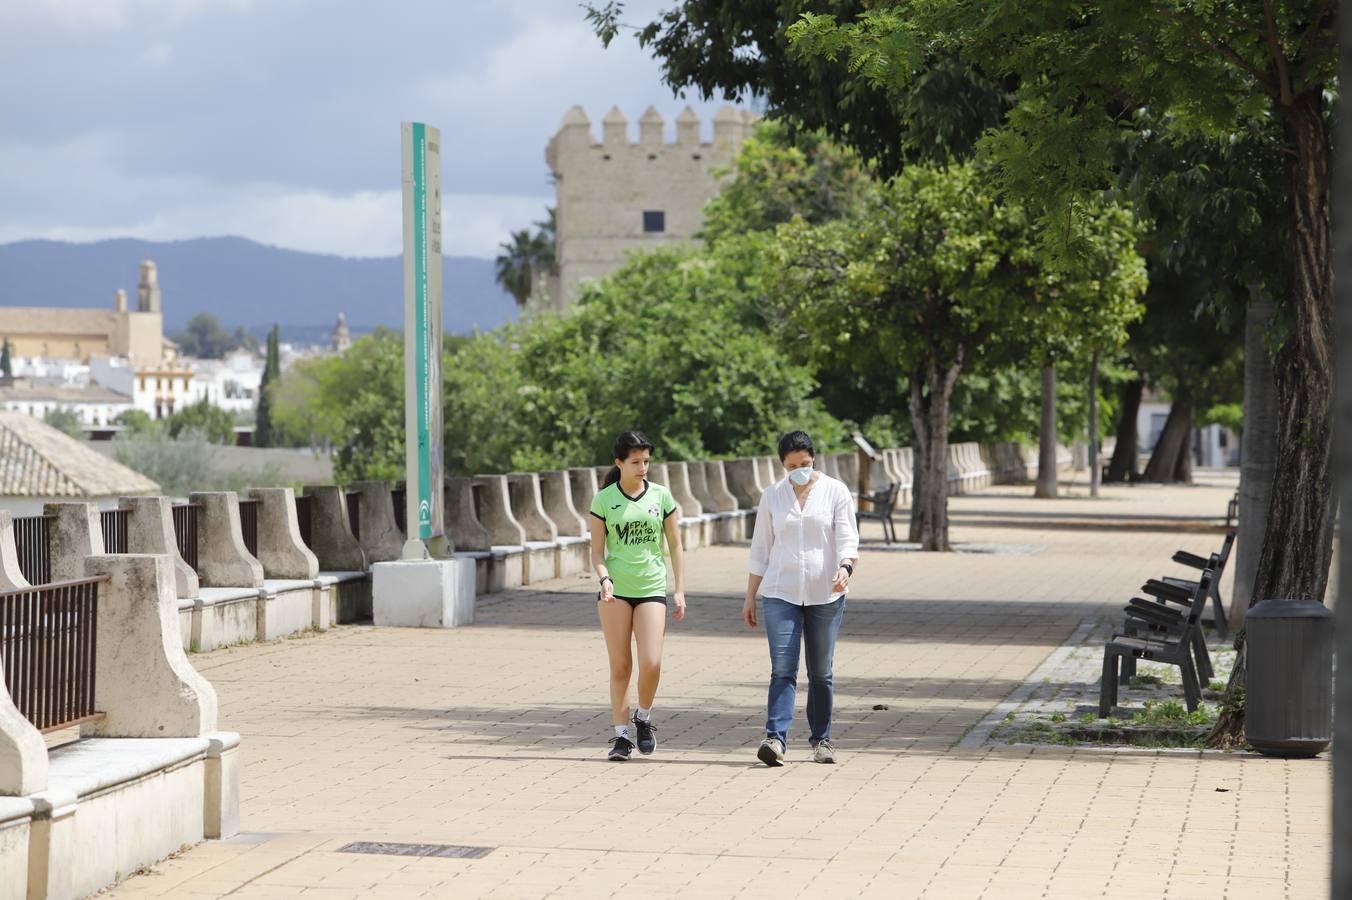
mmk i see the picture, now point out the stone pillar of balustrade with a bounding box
[85,553,219,737]
[472,476,528,546]
[301,485,367,572]
[0,511,31,591]
[686,460,719,512]
[568,467,600,519]
[506,473,559,543]
[247,488,318,580]
[121,496,199,598]
[700,461,740,512]
[44,502,103,584]
[539,470,587,538]
[350,481,404,563]
[188,492,265,588]
[665,462,704,518]
[724,458,763,509]
[444,476,492,551]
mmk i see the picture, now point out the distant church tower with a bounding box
[137,260,162,313]
[540,104,755,311]
[331,312,351,352]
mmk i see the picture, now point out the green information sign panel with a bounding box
[401,122,444,549]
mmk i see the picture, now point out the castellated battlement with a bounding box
[546,104,756,169]
[540,104,757,312]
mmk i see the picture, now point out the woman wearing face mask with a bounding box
[744,430,859,766]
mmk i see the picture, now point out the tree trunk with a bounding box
[1141,396,1192,483]
[907,371,928,543]
[1231,292,1279,629]
[1088,354,1100,497]
[907,361,961,551]
[1209,88,1335,748]
[1172,413,1194,483]
[1034,365,1058,498]
[1103,376,1144,483]
[1331,16,1351,890]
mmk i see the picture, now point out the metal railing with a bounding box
[295,495,313,548]
[171,504,199,572]
[238,499,260,558]
[99,508,130,554]
[12,515,51,585]
[1,576,104,732]
[345,492,362,541]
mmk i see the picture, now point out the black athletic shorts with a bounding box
[598,593,668,608]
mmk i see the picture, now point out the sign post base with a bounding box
[373,556,475,628]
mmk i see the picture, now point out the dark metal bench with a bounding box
[1161,529,1235,639]
[1100,563,1216,716]
[855,482,900,544]
[1120,577,1216,684]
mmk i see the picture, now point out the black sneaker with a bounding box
[607,734,635,761]
[632,715,657,755]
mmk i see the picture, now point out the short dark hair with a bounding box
[777,430,815,461]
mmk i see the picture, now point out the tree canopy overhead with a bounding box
[767,161,1146,548]
[585,1,1011,174]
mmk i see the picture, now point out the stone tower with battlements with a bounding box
[540,104,755,311]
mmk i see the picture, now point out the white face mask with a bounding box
[787,466,813,486]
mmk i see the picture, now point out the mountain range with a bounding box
[0,237,519,341]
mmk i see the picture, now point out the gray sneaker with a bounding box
[757,736,786,767]
[812,740,836,764]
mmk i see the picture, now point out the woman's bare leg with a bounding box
[598,600,635,725]
[632,602,668,709]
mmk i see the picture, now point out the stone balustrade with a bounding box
[0,553,240,897]
[0,438,1063,659]
[349,481,404,564]
[0,512,30,591]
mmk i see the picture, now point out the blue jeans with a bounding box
[762,596,846,746]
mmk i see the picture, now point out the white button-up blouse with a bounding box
[748,473,860,606]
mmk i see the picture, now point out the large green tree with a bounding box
[788,1,1335,745]
[271,328,406,482]
[585,1,1009,174]
[788,0,1336,623]
[767,163,1145,549]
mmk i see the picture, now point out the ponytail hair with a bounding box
[604,430,655,487]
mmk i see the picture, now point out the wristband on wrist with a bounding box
[839,563,853,576]
[599,575,613,586]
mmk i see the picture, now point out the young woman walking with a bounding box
[589,430,686,761]
[744,430,859,766]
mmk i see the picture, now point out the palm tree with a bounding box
[495,208,557,308]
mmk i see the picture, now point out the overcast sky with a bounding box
[0,1,743,259]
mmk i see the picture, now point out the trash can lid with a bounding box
[1245,598,1334,619]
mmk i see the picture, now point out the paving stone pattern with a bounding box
[100,471,1331,899]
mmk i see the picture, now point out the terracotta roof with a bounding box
[0,412,159,498]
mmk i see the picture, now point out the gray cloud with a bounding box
[0,1,744,257]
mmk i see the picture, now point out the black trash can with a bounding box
[1245,598,1334,757]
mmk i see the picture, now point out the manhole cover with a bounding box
[338,841,493,859]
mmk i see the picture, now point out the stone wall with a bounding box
[541,104,756,311]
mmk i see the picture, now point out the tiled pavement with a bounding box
[101,471,1331,899]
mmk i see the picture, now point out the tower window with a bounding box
[643,211,666,233]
